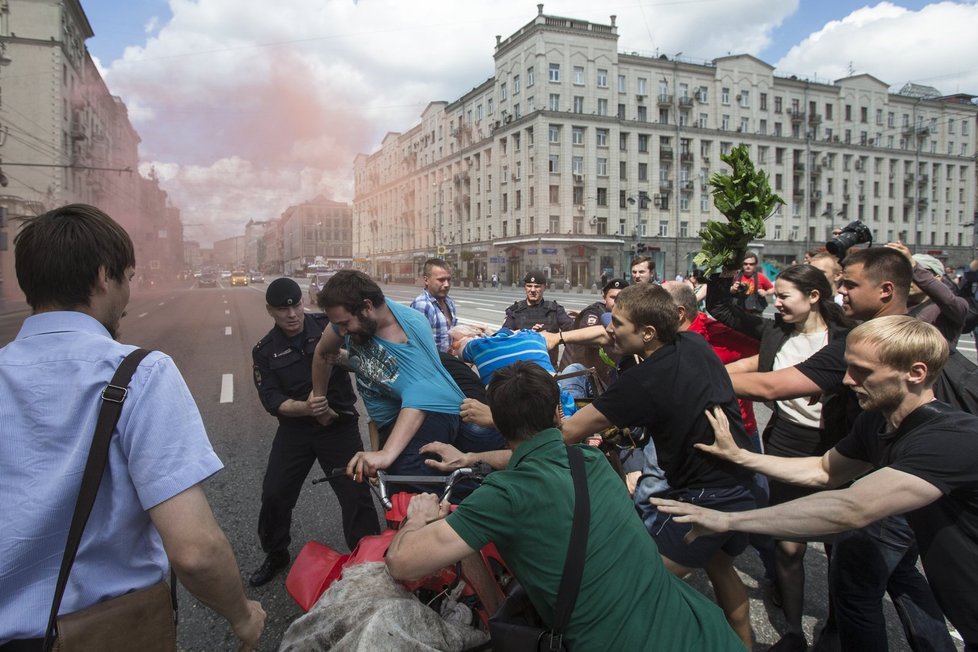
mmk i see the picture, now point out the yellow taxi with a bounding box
[230,270,249,286]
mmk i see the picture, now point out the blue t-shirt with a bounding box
[461,328,554,386]
[344,299,464,427]
[0,312,223,642]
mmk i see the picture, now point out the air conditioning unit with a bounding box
[694,91,704,101]
[504,115,513,124]
[511,173,518,182]
[589,217,597,226]
[573,173,584,183]
[636,94,646,102]
[831,135,840,143]
[494,120,501,129]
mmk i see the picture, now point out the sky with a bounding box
[78,0,978,246]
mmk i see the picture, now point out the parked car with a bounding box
[249,271,265,284]
[230,270,249,286]
[198,273,218,288]
[307,271,336,305]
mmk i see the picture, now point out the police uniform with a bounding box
[252,311,379,566]
[557,278,627,390]
[502,271,574,366]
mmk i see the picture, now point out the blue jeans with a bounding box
[830,515,954,652]
[556,362,592,399]
[379,411,459,494]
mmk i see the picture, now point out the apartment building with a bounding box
[0,0,182,299]
[278,196,353,276]
[354,6,977,285]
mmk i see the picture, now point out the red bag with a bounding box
[285,541,349,611]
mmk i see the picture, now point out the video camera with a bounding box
[826,220,873,258]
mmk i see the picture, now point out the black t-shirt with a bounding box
[439,352,488,402]
[834,402,978,640]
[592,332,754,489]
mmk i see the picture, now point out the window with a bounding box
[573,96,584,113]
[760,93,768,111]
[619,132,628,150]
[637,78,647,95]
[549,215,560,231]
[488,98,494,115]
[721,87,730,104]
[659,221,669,237]
[638,134,649,152]
[476,104,483,121]
[597,99,608,116]
[680,194,690,211]
[549,125,560,143]
[500,83,507,100]
[638,162,648,181]
[637,106,647,122]
[527,66,534,86]
[597,69,608,88]
[759,119,767,135]
[596,129,608,147]
[845,104,852,121]
[549,93,560,111]
[526,96,535,112]
[502,193,508,212]
[513,103,521,118]
[619,160,627,179]
[963,120,970,136]
[721,114,730,130]
[572,156,583,175]
[860,106,868,123]
[549,154,560,172]
[596,158,608,176]
[513,75,520,95]
[549,186,560,204]
[697,113,708,129]
[617,103,625,119]
[876,108,883,125]
[739,117,749,133]
[572,127,584,145]
[739,90,749,108]
[697,86,708,103]
[618,75,626,92]
[573,66,585,85]
[573,186,584,204]
[701,194,710,211]
[549,63,560,82]
[596,187,608,206]
[774,96,782,113]
[825,103,833,121]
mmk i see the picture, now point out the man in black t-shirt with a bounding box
[656,316,978,649]
[563,283,756,648]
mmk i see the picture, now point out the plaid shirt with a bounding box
[410,288,458,353]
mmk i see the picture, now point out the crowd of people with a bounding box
[2,202,978,652]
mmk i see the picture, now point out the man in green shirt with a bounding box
[386,361,744,651]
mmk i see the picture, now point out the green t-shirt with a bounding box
[446,429,744,651]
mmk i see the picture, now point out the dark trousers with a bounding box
[258,417,379,553]
[378,411,459,494]
[830,514,954,652]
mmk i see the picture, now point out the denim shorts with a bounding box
[641,484,755,569]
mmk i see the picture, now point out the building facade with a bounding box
[279,196,353,275]
[354,6,977,286]
[0,0,182,300]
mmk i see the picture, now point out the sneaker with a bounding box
[249,550,290,587]
[768,632,807,652]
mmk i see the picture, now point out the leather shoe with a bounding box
[249,551,290,587]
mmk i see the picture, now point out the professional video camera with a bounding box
[826,220,873,258]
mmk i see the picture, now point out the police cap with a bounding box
[523,270,546,285]
[602,278,629,293]
[266,277,302,307]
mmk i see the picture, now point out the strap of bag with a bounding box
[546,445,591,645]
[42,349,155,652]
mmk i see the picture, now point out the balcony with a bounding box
[678,96,694,108]
[680,180,695,191]
[680,152,694,163]
[659,147,674,161]
[793,162,805,172]
[793,188,805,199]
[659,180,674,193]
[657,94,673,106]
[808,113,822,126]
[788,109,805,124]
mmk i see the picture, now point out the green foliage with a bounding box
[693,144,785,274]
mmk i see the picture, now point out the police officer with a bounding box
[558,278,627,389]
[250,278,379,587]
[502,270,574,366]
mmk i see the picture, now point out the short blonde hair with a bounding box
[847,315,948,385]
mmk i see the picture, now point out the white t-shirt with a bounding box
[773,329,829,428]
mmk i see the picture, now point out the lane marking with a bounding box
[220,374,233,403]
[137,312,148,319]
[225,326,232,336]
[158,302,165,306]
[225,309,230,315]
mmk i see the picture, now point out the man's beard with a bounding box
[107,311,127,340]
[350,313,378,345]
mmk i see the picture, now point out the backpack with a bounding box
[933,349,978,415]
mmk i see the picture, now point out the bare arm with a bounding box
[420,441,512,471]
[698,405,871,488]
[725,354,759,375]
[150,485,265,649]
[542,324,609,349]
[386,494,477,580]
[653,467,943,541]
[730,366,822,401]
[311,326,343,399]
[561,403,613,444]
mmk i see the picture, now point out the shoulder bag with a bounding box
[488,445,590,651]
[42,349,178,652]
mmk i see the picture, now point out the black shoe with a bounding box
[768,632,808,652]
[249,551,290,587]
[810,621,840,652]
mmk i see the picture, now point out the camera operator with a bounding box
[729,252,773,316]
[884,243,969,346]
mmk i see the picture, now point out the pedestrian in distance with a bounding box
[0,204,265,650]
[409,258,457,354]
[250,278,380,587]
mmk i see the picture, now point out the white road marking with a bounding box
[220,374,233,403]
[225,309,230,315]
[158,302,165,306]
[137,312,148,319]
[225,326,232,335]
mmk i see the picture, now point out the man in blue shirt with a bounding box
[0,204,264,649]
[312,271,465,488]
[409,258,457,353]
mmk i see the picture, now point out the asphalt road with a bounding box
[0,278,971,650]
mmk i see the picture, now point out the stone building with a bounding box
[353,5,977,286]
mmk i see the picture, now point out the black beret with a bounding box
[523,270,546,285]
[602,278,629,293]
[266,278,302,307]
